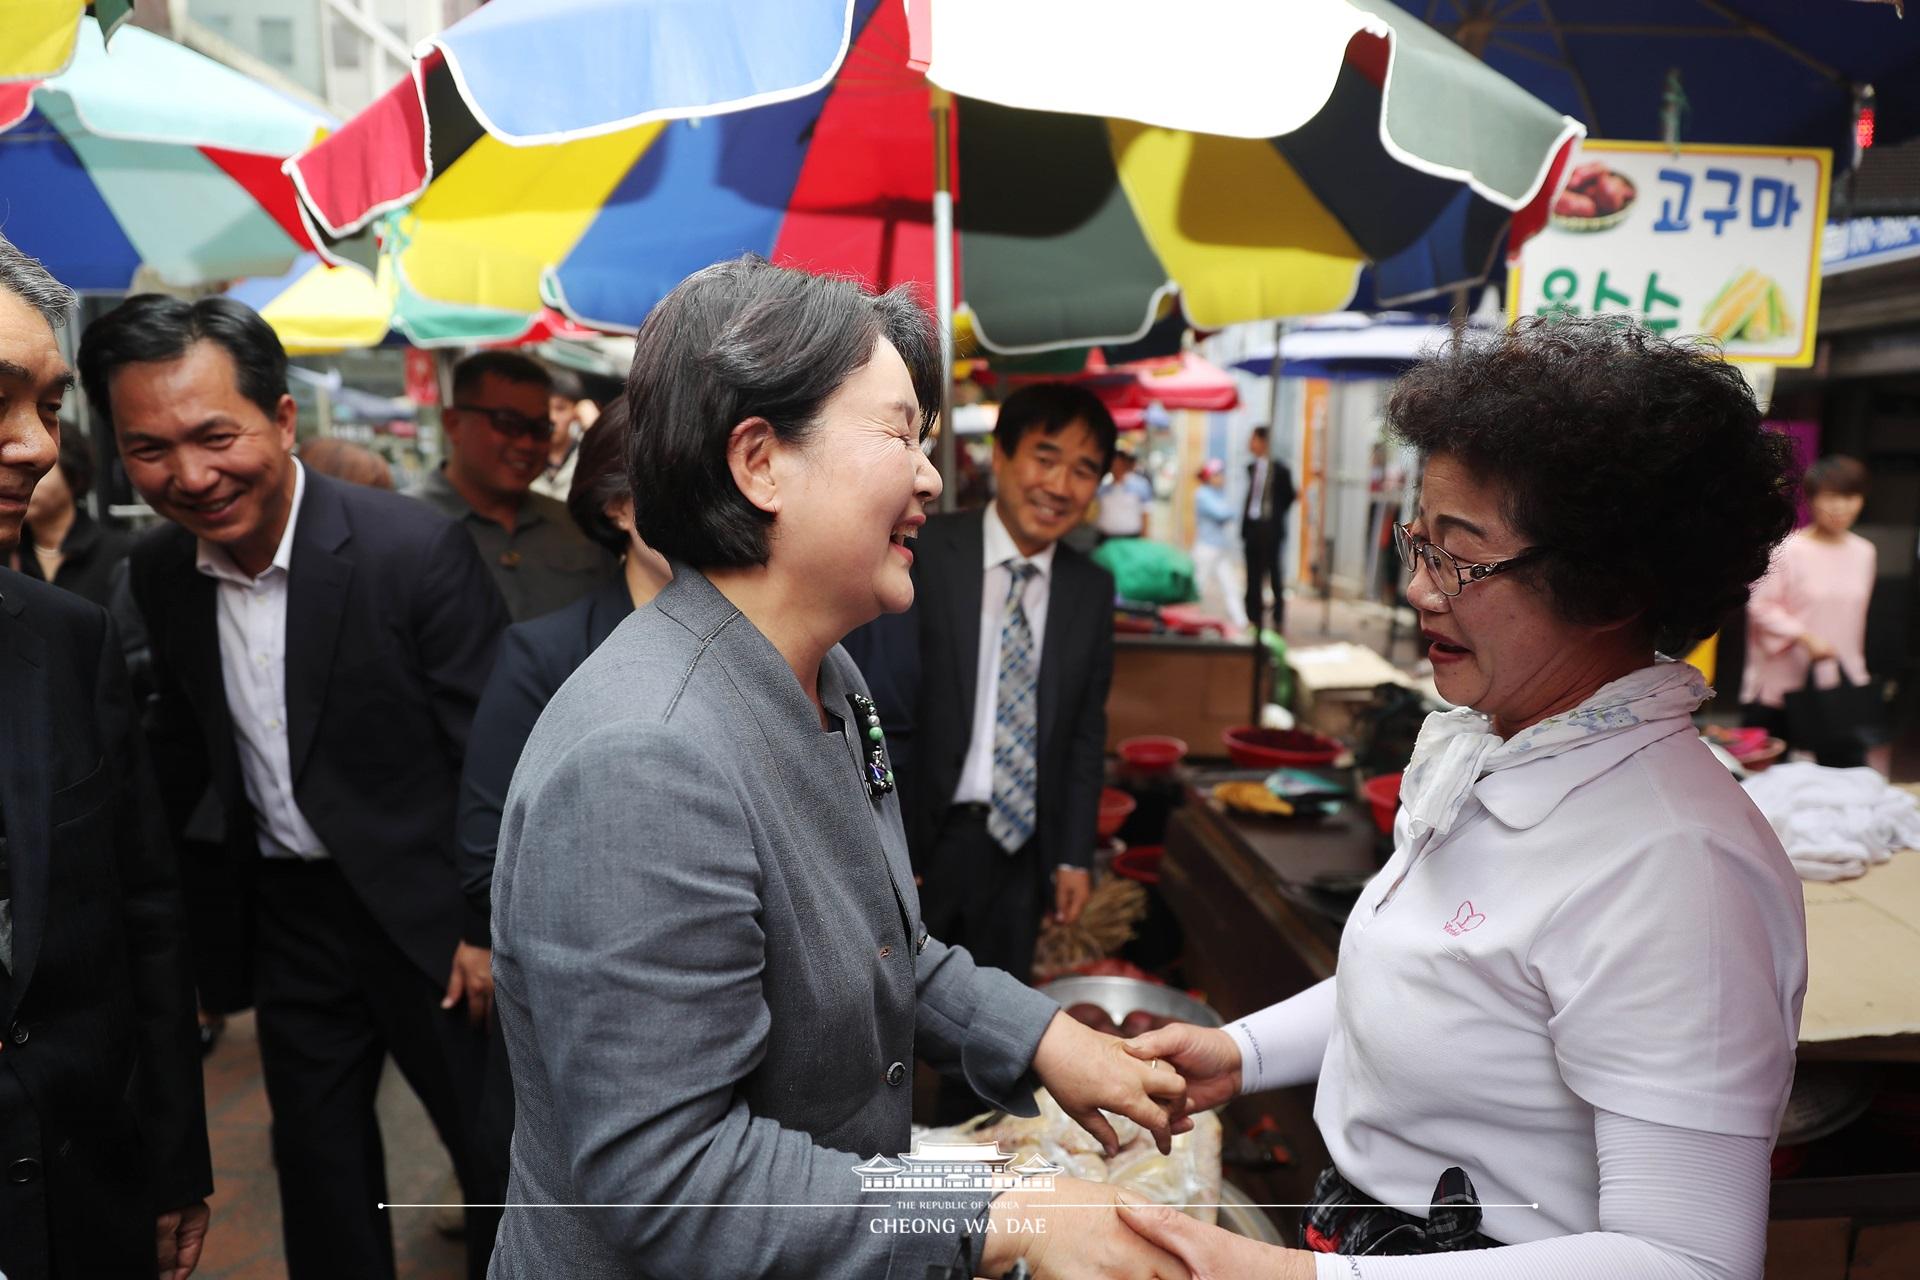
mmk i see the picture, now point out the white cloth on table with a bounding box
[1741,761,1920,881]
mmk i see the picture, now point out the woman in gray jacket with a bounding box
[489,256,1188,1280]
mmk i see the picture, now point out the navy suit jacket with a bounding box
[456,577,632,947]
[128,469,510,991]
[902,507,1115,872]
[0,569,210,1279]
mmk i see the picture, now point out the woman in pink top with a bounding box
[1742,455,1877,766]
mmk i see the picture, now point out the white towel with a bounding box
[1741,762,1920,882]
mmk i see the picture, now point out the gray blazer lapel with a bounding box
[819,652,919,932]
[0,584,51,1013]
[286,473,353,783]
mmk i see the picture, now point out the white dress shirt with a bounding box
[1245,456,1270,521]
[952,503,1055,806]
[195,460,330,860]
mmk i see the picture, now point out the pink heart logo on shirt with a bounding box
[1443,901,1486,935]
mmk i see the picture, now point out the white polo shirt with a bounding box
[1315,718,1806,1244]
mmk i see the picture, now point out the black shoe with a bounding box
[198,1020,224,1057]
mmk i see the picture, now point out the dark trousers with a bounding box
[253,860,500,1280]
[1243,520,1286,632]
[918,804,1042,1125]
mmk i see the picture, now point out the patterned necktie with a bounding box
[988,561,1041,853]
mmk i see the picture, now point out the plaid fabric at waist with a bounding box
[1301,1164,1502,1258]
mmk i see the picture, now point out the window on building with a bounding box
[258,16,295,69]
[330,17,363,69]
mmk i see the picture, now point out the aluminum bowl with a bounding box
[1041,975,1223,1030]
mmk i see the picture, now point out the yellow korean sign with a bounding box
[1509,141,1831,367]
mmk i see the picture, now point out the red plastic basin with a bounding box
[1112,844,1166,886]
[1362,772,1402,837]
[1096,787,1138,838]
[1221,726,1343,769]
[1117,735,1188,772]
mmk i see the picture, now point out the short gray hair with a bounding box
[0,232,75,329]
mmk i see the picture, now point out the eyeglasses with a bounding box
[451,404,553,443]
[1392,522,1544,598]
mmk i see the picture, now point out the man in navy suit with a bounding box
[81,295,509,1280]
[905,384,1118,1012]
[0,235,211,1280]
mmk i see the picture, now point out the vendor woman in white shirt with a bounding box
[1118,317,1810,1280]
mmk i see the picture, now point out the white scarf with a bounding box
[1400,659,1711,842]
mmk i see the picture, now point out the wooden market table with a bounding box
[1157,773,1920,1254]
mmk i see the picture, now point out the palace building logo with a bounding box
[853,1139,1061,1194]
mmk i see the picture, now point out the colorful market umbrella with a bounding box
[0,17,327,290]
[227,253,599,354]
[0,1,134,83]
[982,351,1241,422]
[225,255,397,355]
[1395,0,1920,158]
[287,0,1581,354]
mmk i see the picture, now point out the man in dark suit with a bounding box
[0,236,211,1280]
[80,295,511,1280]
[905,384,1117,1039]
[1242,424,1297,632]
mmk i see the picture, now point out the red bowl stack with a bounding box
[1221,726,1343,769]
[1117,735,1188,772]
[1362,772,1403,836]
[1111,844,1166,886]
[1096,787,1138,838]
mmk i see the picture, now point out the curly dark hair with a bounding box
[1386,317,1798,654]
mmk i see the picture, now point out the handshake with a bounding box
[966,1015,1316,1280]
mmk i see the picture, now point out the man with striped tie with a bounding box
[902,383,1118,1121]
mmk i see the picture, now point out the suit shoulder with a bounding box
[338,480,464,548]
[1055,540,1114,588]
[500,592,597,675]
[924,509,983,540]
[921,508,984,562]
[128,520,194,575]
[0,565,108,645]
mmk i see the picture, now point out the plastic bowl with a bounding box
[1733,737,1787,772]
[1362,772,1402,837]
[1117,735,1188,772]
[1096,787,1138,838]
[1112,844,1165,886]
[1221,725,1343,769]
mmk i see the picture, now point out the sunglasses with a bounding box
[451,404,554,443]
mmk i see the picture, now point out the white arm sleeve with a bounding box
[1222,976,1337,1095]
[1311,1109,1771,1280]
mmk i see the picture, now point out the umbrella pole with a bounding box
[931,85,958,513]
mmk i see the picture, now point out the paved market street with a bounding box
[196,1013,465,1280]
